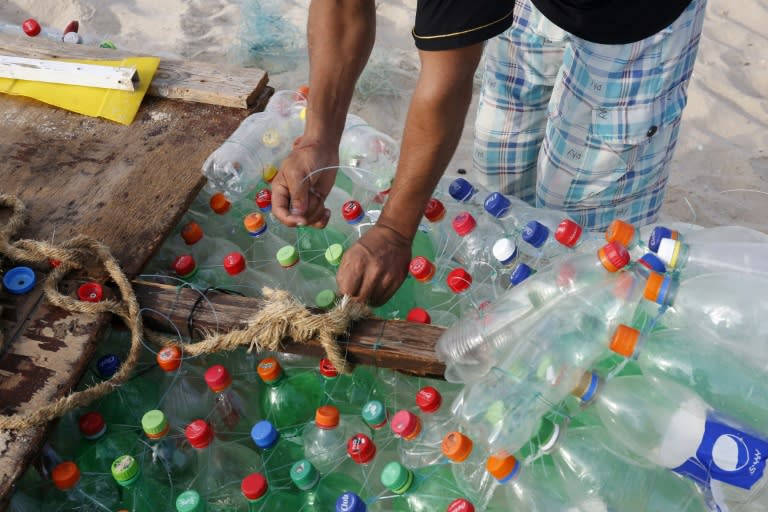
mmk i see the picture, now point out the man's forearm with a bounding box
[304,0,376,148]
[378,45,484,241]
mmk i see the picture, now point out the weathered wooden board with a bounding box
[0,90,256,508]
[0,32,269,109]
[132,280,447,378]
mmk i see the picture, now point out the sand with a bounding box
[1,0,766,231]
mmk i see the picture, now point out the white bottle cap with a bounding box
[63,31,82,44]
[656,238,680,267]
[492,238,517,265]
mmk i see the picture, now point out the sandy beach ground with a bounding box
[1,0,766,231]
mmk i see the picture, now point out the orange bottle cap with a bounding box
[643,271,665,303]
[257,357,283,383]
[52,461,81,490]
[441,431,473,462]
[296,84,310,101]
[157,345,182,372]
[315,405,340,429]
[597,242,630,273]
[243,212,267,235]
[609,324,641,358]
[605,219,635,247]
[486,453,518,482]
[209,192,231,214]
[181,222,204,245]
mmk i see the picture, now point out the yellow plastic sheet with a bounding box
[0,56,160,125]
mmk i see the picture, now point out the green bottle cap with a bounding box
[111,455,140,487]
[315,289,337,310]
[380,461,413,494]
[362,400,387,428]
[176,490,205,512]
[290,459,320,490]
[141,409,169,439]
[324,243,344,266]
[276,245,299,268]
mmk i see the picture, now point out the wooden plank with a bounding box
[0,55,139,91]
[0,92,254,507]
[131,280,447,379]
[0,32,269,109]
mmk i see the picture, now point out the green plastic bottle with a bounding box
[257,357,323,439]
[74,412,140,474]
[250,420,305,490]
[111,454,174,512]
[290,459,358,511]
[371,461,463,511]
[241,472,302,511]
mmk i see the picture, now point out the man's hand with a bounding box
[272,138,339,228]
[337,223,413,306]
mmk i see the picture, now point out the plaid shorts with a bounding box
[473,0,706,230]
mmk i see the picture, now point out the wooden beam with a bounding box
[0,33,269,109]
[132,280,447,379]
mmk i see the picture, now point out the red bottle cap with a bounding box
[78,411,106,439]
[342,200,365,223]
[241,472,268,500]
[424,198,446,222]
[172,254,197,277]
[78,282,103,302]
[406,307,431,324]
[446,268,472,293]
[185,419,214,448]
[451,212,477,237]
[409,257,436,282]
[554,219,584,248]
[447,498,476,512]
[22,19,41,37]
[416,386,442,413]
[347,433,377,464]
[319,358,339,378]
[223,252,246,276]
[390,410,421,440]
[204,365,233,393]
[181,222,204,245]
[255,189,272,210]
[157,345,182,372]
[597,242,630,273]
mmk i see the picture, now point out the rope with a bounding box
[0,194,369,429]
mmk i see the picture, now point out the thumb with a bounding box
[287,171,311,219]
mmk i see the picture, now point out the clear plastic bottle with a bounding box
[111,454,174,512]
[318,358,380,416]
[50,461,120,511]
[88,353,159,426]
[440,431,499,509]
[645,223,768,254]
[250,420,305,490]
[339,120,399,179]
[197,250,279,297]
[290,459,360,511]
[656,237,768,277]
[303,405,368,474]
[274,245,340,308]
[138,409,193,484]
[203,364,261,440]
[72,411,140,474]
[372,461,464,511]
[343,432,400,499]
[153,345,211,428]
[241,472,303,511]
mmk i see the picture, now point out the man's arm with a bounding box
[337,44,484,305]
[272,0,376,228]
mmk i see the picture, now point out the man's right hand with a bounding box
[271,137,339,229]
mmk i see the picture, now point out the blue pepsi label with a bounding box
[672,413,768,490]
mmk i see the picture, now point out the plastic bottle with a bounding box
[483,192,570,237]
[257,356,323,439]
[197,251,278,297]
[89,353,159,426]
[303,405,369,474]
[361,400,397,449]
[184,419,264,509]
[274,245,340,308]
[656,238,768,277]
[578,372,768,511]
[154,345,211,428]
[241,472,303,511]
[0,19,117,47]
[139,409,193,483]
[318,358,380,415]
[290,459,359,511]
[111,454,174,512]
[203,364,261,440]
[445,211,506,282]
[238,211,296,273]
[647,224,768,252]
[390,387,456,469]
[443,177,490,213]
[73,411,140,473]
[50,461,120,511]
[343,433,399,499]
[250,420,305,489]
[175,489,205,512]
[441,432,499,509]
[373,461,464,511]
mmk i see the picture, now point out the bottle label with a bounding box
[672,412,768,491]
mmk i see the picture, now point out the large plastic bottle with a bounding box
[111,454,174,512]
[318,358,380,416]
[579,372,768,511]
[73,412,139,473]
[154,345,211,428]
[290,459,359,511]
[139,409,193,483]
[440,431,499,509]
[203,364,261,440]
[647,224,768,252]
[343,433,399,499]
[197,251,279,297]
[372,461,464,511]
[390,388,457,469]
[241,472,303,511]
[303,405,368,474]
[656,238,768,277]
[274,245,340,308]
[250,420,305,489]
[88,353,159,426]
[50,461,120,511]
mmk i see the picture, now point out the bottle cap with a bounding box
[483,192,511,218]
[244,212,268,237]
[510,263,533,286]
[111,455,140,487]
[63,31,81,44]
[446,268,472,293]
[656,238,682,268]
[409,256,436,282]
[276,245,299,268]
[441,431,473,462]
[648,226,679,253]
[572,372,600,402]
[209,192,231,214]
[78,411,106,440]
[390,410,421,440]
[336,492,367,512]
[263,165,279,183]
[251,420,279,449]
[204,364,233,393]
[380,461,414,494]
[362,400,387,429]
[597,242,630,273]
[255,189,272,211]
[157,345,182,372]
[487,453,519,483]
[451,212,477,236]
[605,219,635,247]
[319,358,340,378]
[290,459,320,490]
[522,221,550,248]
[424,198,446,222]
[223,252,246,276]
[241,473,268,501]
[296,84,310,100]
[609,324,641,358]
[22,18,42,37]
[181,222,204,245]
[257,357,283,384]
[416,386,442,413]
[315,289,337,310]
[554,219,584,248]
[315,405,340,429]
[325,243,344,266]
[342,200,365,224]
[172,254,197,278]
[406,307,431,324]
[52,461,80,490]
[447,499,476,512]
[78,282,103,302]
[347,433,377,464]
[96,354,121,379]
[142,410,170,439]
[643,271,673,306]
[637,253,667,274]
[2,266,36,295]
[448,178,475,202]
[492,238,517,266]
[185,419,214,448]
[176,490,204,512]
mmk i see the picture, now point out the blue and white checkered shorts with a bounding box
[473,0,706,230]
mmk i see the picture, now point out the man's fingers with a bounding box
[271,178,306,227]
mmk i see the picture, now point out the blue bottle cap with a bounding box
[647,226,677,253]
[638,253,667,274]
[522,221,550,248]
[448,178,475,202]
[251,420,279,449]
[2,266,36,295]
[483,192,511,218]
[509,263,533,286]
[96,354,121,379]
[336,492,367,512]
[577,372,600,402]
